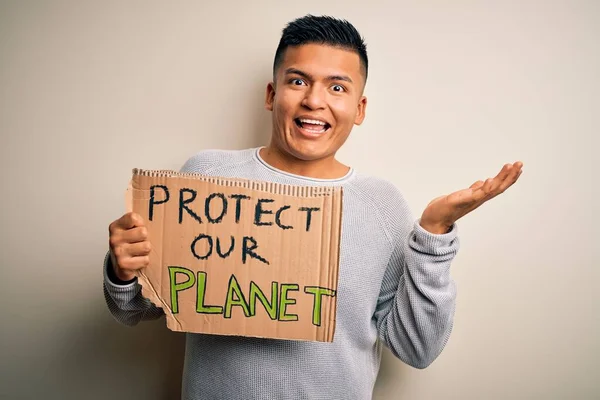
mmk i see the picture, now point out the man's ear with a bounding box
[354,96,367,125]
[265,82,275,111]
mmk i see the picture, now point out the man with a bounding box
[104,15,523,399]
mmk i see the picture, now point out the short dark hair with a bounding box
[273,15,368,82]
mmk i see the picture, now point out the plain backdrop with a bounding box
[0,1,597,399]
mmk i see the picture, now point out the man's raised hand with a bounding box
[419,162,524,234]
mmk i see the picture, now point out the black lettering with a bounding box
[179,188,202,224]
[254,198,274,226]
[275,205,293,230]
[229,194,250,223]
[216,236,235,258]
[205,193,227,223]
[191,233,213,260]
[299,207,320,232]
[242,236,269,265]
[149,185,169,221]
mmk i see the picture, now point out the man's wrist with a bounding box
[419,220,452,235]
[107,254,137,285]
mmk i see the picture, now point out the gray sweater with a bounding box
[103,147,460,400]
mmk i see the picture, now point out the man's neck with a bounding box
[259,146,350,179]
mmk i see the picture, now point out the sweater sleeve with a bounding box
[103,252,165,326]
[373,214,460,369]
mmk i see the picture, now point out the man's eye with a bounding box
[291,79,305,86]
[331,84,345,92]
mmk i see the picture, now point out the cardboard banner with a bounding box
[126,169,343,342]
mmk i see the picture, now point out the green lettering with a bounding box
[196,272,223,314]
[304,286,336,326]
[169,266,195,314]
[279,284,299,321]
[249,281,278,320]
[224,274,250,318]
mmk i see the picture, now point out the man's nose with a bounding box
[301,85,326,110]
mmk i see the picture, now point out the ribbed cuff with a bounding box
[411,218,458,255]
[103,251,137,288]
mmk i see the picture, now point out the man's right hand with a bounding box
[108,212,151,282]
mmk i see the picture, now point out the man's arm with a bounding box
[373,218,459,369]
[103,252,164,326]
[374,160,523,368]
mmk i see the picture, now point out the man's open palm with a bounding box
[420,161,524,233]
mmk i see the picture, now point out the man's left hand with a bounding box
[420,161,524,234]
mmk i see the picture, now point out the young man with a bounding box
[104,15,523,399]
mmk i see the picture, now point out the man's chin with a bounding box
[286,145,331,162]
[270,136,336,163]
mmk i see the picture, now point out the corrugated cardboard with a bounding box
[126,169,343,342]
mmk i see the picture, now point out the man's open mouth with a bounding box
[294,118,331,134]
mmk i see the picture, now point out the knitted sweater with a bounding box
[103,147,460,400]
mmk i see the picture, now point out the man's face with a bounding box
[265,44,367,163]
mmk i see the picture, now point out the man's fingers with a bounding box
[487,164,514,195]
[126,241,152,257]
[432,161,525,225]
[469,180,484,189]
[108,212,150,274]
[117,212,145,230]
[482,177,495,195]
[121,226,149,243]
[479,162,524,197]
[467,178,493,204]
[118,255,150,271]
[497,165,523,193]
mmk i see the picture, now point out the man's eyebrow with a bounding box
[285,68,354,84]
[285,68,313,80]
[327,74,353,84]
